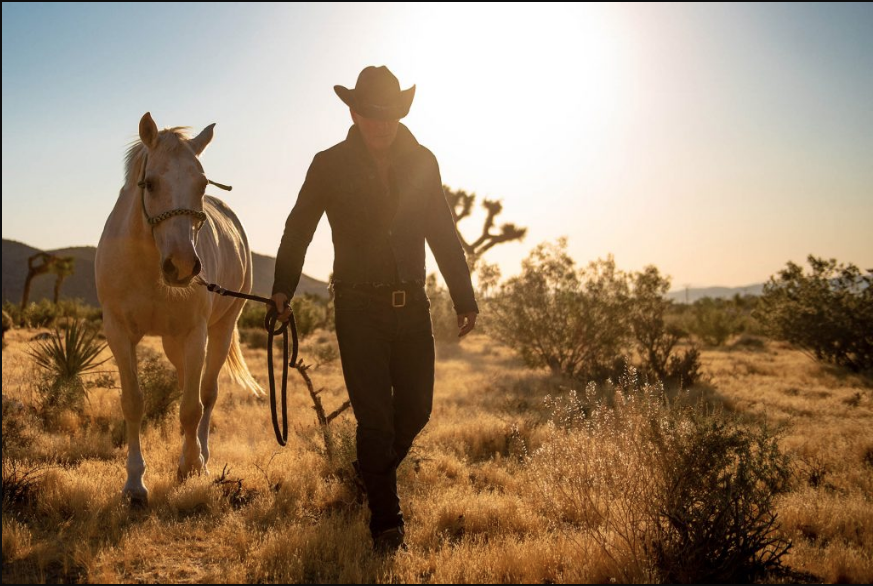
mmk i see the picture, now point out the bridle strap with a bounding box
[137,152,230,228]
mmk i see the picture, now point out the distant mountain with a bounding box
[666,284,764,304]
[1,239,329,307]
[4,238,765,307]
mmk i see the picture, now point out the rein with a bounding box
[203,283,298,447]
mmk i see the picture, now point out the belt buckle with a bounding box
[392,290,406,308]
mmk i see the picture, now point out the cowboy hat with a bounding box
[334,66,416,120]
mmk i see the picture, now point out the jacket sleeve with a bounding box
[272,153,327,298]
[424,154,479,315]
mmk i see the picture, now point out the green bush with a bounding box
[137,348,181,426]
[238,299,268,330]
[647,412,791,582]
[312,342,339,367]
[3,299,101,329]
[630,267,700,386]
[426,273,462,344]
[533,373,792,582]
[489,240,629,381]
[239,327,269,351]
[688,297,743,346]
[2,397,36,458]
[239,294,327,340]
[488,238,700,385]
[757,256,872,371]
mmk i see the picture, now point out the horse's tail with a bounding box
[224,325,264,397]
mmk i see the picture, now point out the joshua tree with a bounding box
[21,253,57,311]
[443,185,527,270]
[20,253,75,314]
[52,257,76,304]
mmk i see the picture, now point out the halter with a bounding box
[137,152,232,229]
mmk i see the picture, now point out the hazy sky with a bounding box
[3,2,871,288]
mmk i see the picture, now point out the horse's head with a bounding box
[137,112,213,287]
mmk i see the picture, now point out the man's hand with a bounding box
[271,293,293,322]
[457,311,477,338]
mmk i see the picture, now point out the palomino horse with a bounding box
[96,112,261,505]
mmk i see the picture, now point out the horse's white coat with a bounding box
[95,113,261,504]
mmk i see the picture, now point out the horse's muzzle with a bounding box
[162,256,202,287]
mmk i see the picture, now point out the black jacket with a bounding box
[272,123,479,315]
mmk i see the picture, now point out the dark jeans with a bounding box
[333,283,435,535]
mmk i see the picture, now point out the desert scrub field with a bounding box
[2,325,872,583]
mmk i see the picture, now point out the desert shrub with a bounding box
[731,334,767,350]
[732,294,765,335]
[757,256,872,371]
[239,327,269,350]
[4,299,101,329]
[27,320,108,413]
[489,239,629,380]
[2,458,46,514]
[426,273,462,344]
[686,297,744,346]
[239,294,326,340]
[532,371,792,583]
[663,346,702,388]
[137,348,181,425]
[55,299,103,324]
[285,293,327,338]
[2,310,13,348]
[2,302,19,327]
[11,299,60,328]
[646,414,791,582]
[489,238,699,384]
[312,342,339,367]
[238,299,265,330]
[630,267,701,386]
[469,261,501,338]
[475,259,502,301]
[2,397,36,458]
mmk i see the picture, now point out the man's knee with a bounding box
[356,425,396,469]
[400,404,431,440]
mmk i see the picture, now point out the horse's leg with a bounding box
[199,302,243,471]
[177,324,207,479]
[104,315,147,505]
[161,336,186,393]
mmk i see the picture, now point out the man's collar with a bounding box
[346,122,420,162]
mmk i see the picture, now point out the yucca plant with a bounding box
[28,320,108,412]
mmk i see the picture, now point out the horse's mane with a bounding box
[123,127,193,185]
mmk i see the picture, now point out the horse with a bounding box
[95,112,262,506]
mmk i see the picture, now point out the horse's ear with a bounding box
[139,112,159,150]
[190,123,215,156]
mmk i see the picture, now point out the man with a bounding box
[271,65,478,553]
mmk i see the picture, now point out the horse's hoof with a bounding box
[177,454,205,481]
[122,488,149,509]
[177,465,203,482]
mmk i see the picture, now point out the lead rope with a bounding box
[203,283,298,446]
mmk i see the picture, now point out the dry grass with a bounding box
[2,326,871,583]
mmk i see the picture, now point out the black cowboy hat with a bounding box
[334,66,416,120]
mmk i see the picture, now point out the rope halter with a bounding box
[138,153,231,230]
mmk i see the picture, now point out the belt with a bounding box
[331,279,425,308]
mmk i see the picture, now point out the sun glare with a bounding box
[383,3,631,191]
